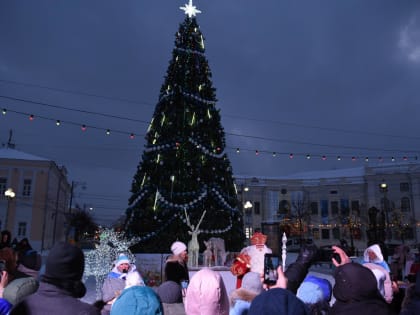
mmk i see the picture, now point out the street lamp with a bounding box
[380,179,390,241]
[244,200,253,209]
[4,188,15,230]
[244,200,253,239]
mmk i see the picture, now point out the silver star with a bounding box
[180,0,202,18]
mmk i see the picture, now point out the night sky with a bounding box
[1,0,420,226]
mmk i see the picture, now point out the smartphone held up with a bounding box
[263,253,280,285]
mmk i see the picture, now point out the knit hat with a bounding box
[241,272,263,295]
[156,281,183,303]
[297,282,324,304]
[249,288,309,315]
[116,254,131,267]
[298,275,332,303]
[333,262,381,303]
[111,285,163,315]
[44,242,84,280]
[42,242,86,298]
[171,241,187,256]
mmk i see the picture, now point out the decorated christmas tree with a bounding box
[124,1,244,253]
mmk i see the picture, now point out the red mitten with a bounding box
[230,253,251,276]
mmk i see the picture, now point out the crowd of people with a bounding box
[0,230,42,314]
[0,229,419,315]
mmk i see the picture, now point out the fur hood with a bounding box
[230,288,258,306]
[364,244,384,263]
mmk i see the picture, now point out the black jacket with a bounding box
[330,263,396,315]
[164,256,189,285]
[10,282,99,315]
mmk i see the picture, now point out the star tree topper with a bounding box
[180,0,202,18]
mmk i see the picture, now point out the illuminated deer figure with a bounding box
[83,228,138,298]
[184,208,206,267]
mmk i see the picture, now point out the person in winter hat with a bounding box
[0,247,39,305]
[248,265,309,315]
[246,250,324,315]
[249,288,309,315]
[101,253,143,315]
[10,241,99,315]
[185,268,229,315]
[330,246,396,315]
[231,232,272,288]
[297,275,332,315]
[363,243,391,272]
[110,272,163,315]
[165,241,189,285]
[362,244,394,303]
[107,254,139,279]
[229,271,263,315]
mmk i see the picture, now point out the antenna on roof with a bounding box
[7,129,15,149]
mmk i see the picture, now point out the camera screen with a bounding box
[264,254,279,284]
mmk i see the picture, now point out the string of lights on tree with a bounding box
[1,107,417,163]
[83,228,139,298]
[122,0,246,251]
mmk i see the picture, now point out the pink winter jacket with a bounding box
[184,268,229,315]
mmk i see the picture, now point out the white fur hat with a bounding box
[171,241,187,256]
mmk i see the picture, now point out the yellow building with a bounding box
[0,147,71,251]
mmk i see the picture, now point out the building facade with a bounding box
[235,162,420,253]
[0,147,71,251]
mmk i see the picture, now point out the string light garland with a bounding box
[1,107,140,139]
[1,108,418,162]
[232,147,418,163]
